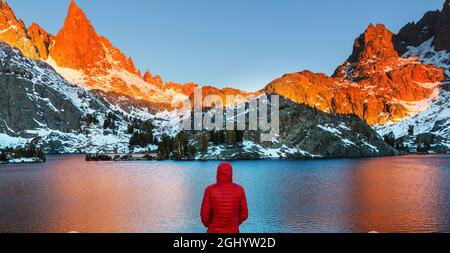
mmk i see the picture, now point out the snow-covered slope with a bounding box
[177,97,397,160]
[0,42,138,153]
[376,38,450,151]
[403,38,450,79]
[0,41,398,158]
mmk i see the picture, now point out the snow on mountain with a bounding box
[0,42,152,153]
[184,97,397,160]
[264,24,445,125]
[45,0,185,105]
[0,0,41,60]
[403,38,450,79]
[1,0,449,157]
[376,38,450,151]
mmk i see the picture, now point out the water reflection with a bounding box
[0,155,449,233]
[349,156,447,232]
[47,158,194,232]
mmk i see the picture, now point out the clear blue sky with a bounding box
[9,0,444,91]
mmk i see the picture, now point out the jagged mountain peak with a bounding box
[0,0,252,106]
[331,22,443,82]
[28,22,53,59]
[267,18,445,125]
[0,0,40,59]
[398,0,450,52]
[68,0,84,17]
[28,22,47,33]
[63,0,96,35]
[345,23,404,65]
[51,0,131,71]
[47,0,171,101]
[0,0,14,14]
[143,70,153,80]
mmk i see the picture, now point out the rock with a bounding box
[433,0,450,51]
[143,70,164,88]
[397,11,439,50]
[265,23,445,125]
[50,0,139,74]
[377,0,450,153]
[27,23,53,59]
[0,43,82,134]
[398,0,450,52]
[187,97,397,160]
[0,0,40,59]
[0,42,133,154]
[48,0,210,104]
[85,154,113,161]
[342,24,405,67]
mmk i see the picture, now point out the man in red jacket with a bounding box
[201,162,249,233]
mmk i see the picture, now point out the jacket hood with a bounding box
[217,162,233,184]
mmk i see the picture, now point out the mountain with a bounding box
[46,0,185,105]
[0,0,249,109]
[375,0,450,152]
[0,0,449,157]
[0,40,395,158]
[50,0,139,75]
[262,0,450,153]
[396,0,449,77]
[190,97,397,160]
[397,0,450,53]
[28,23,52,59]
[265,24,445,125]
[0,42,136,153]
[0,1,41,59]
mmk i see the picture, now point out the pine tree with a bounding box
[0,151,6,162]
[210,131,218,145]
[408,125,415,136]
[236,130,244,143]
[383,132,396,147]
[199,134,208,154]
[219,130,226,144]
[227,130,237,146]
[186,145,197,159]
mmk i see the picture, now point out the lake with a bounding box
[0,155,449,233]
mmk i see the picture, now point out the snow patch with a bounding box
[317,124,342,135]
[0,134,29,148]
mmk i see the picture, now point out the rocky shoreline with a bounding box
[0,157,46,164]
[84,152,416,162]
[0,145,46,164]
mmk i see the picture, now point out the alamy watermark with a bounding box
[171,88,280,142]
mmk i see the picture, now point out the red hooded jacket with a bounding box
[201,162,249,233]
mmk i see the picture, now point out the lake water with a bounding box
[0,155,449,233]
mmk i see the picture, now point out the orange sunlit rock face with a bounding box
[0,0,445,120]
[143,71,164,88]
[46,0,250,104]
[265,24,445,125]
[28,23,53,59]
[0,1,40,59]
[50,0,139,75]
[335,24,404,77]
[348,157,445,233]
[183,86,257,109]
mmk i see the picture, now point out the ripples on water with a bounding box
[0,155,449,233]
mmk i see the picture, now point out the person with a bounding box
[200,162,249,233]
